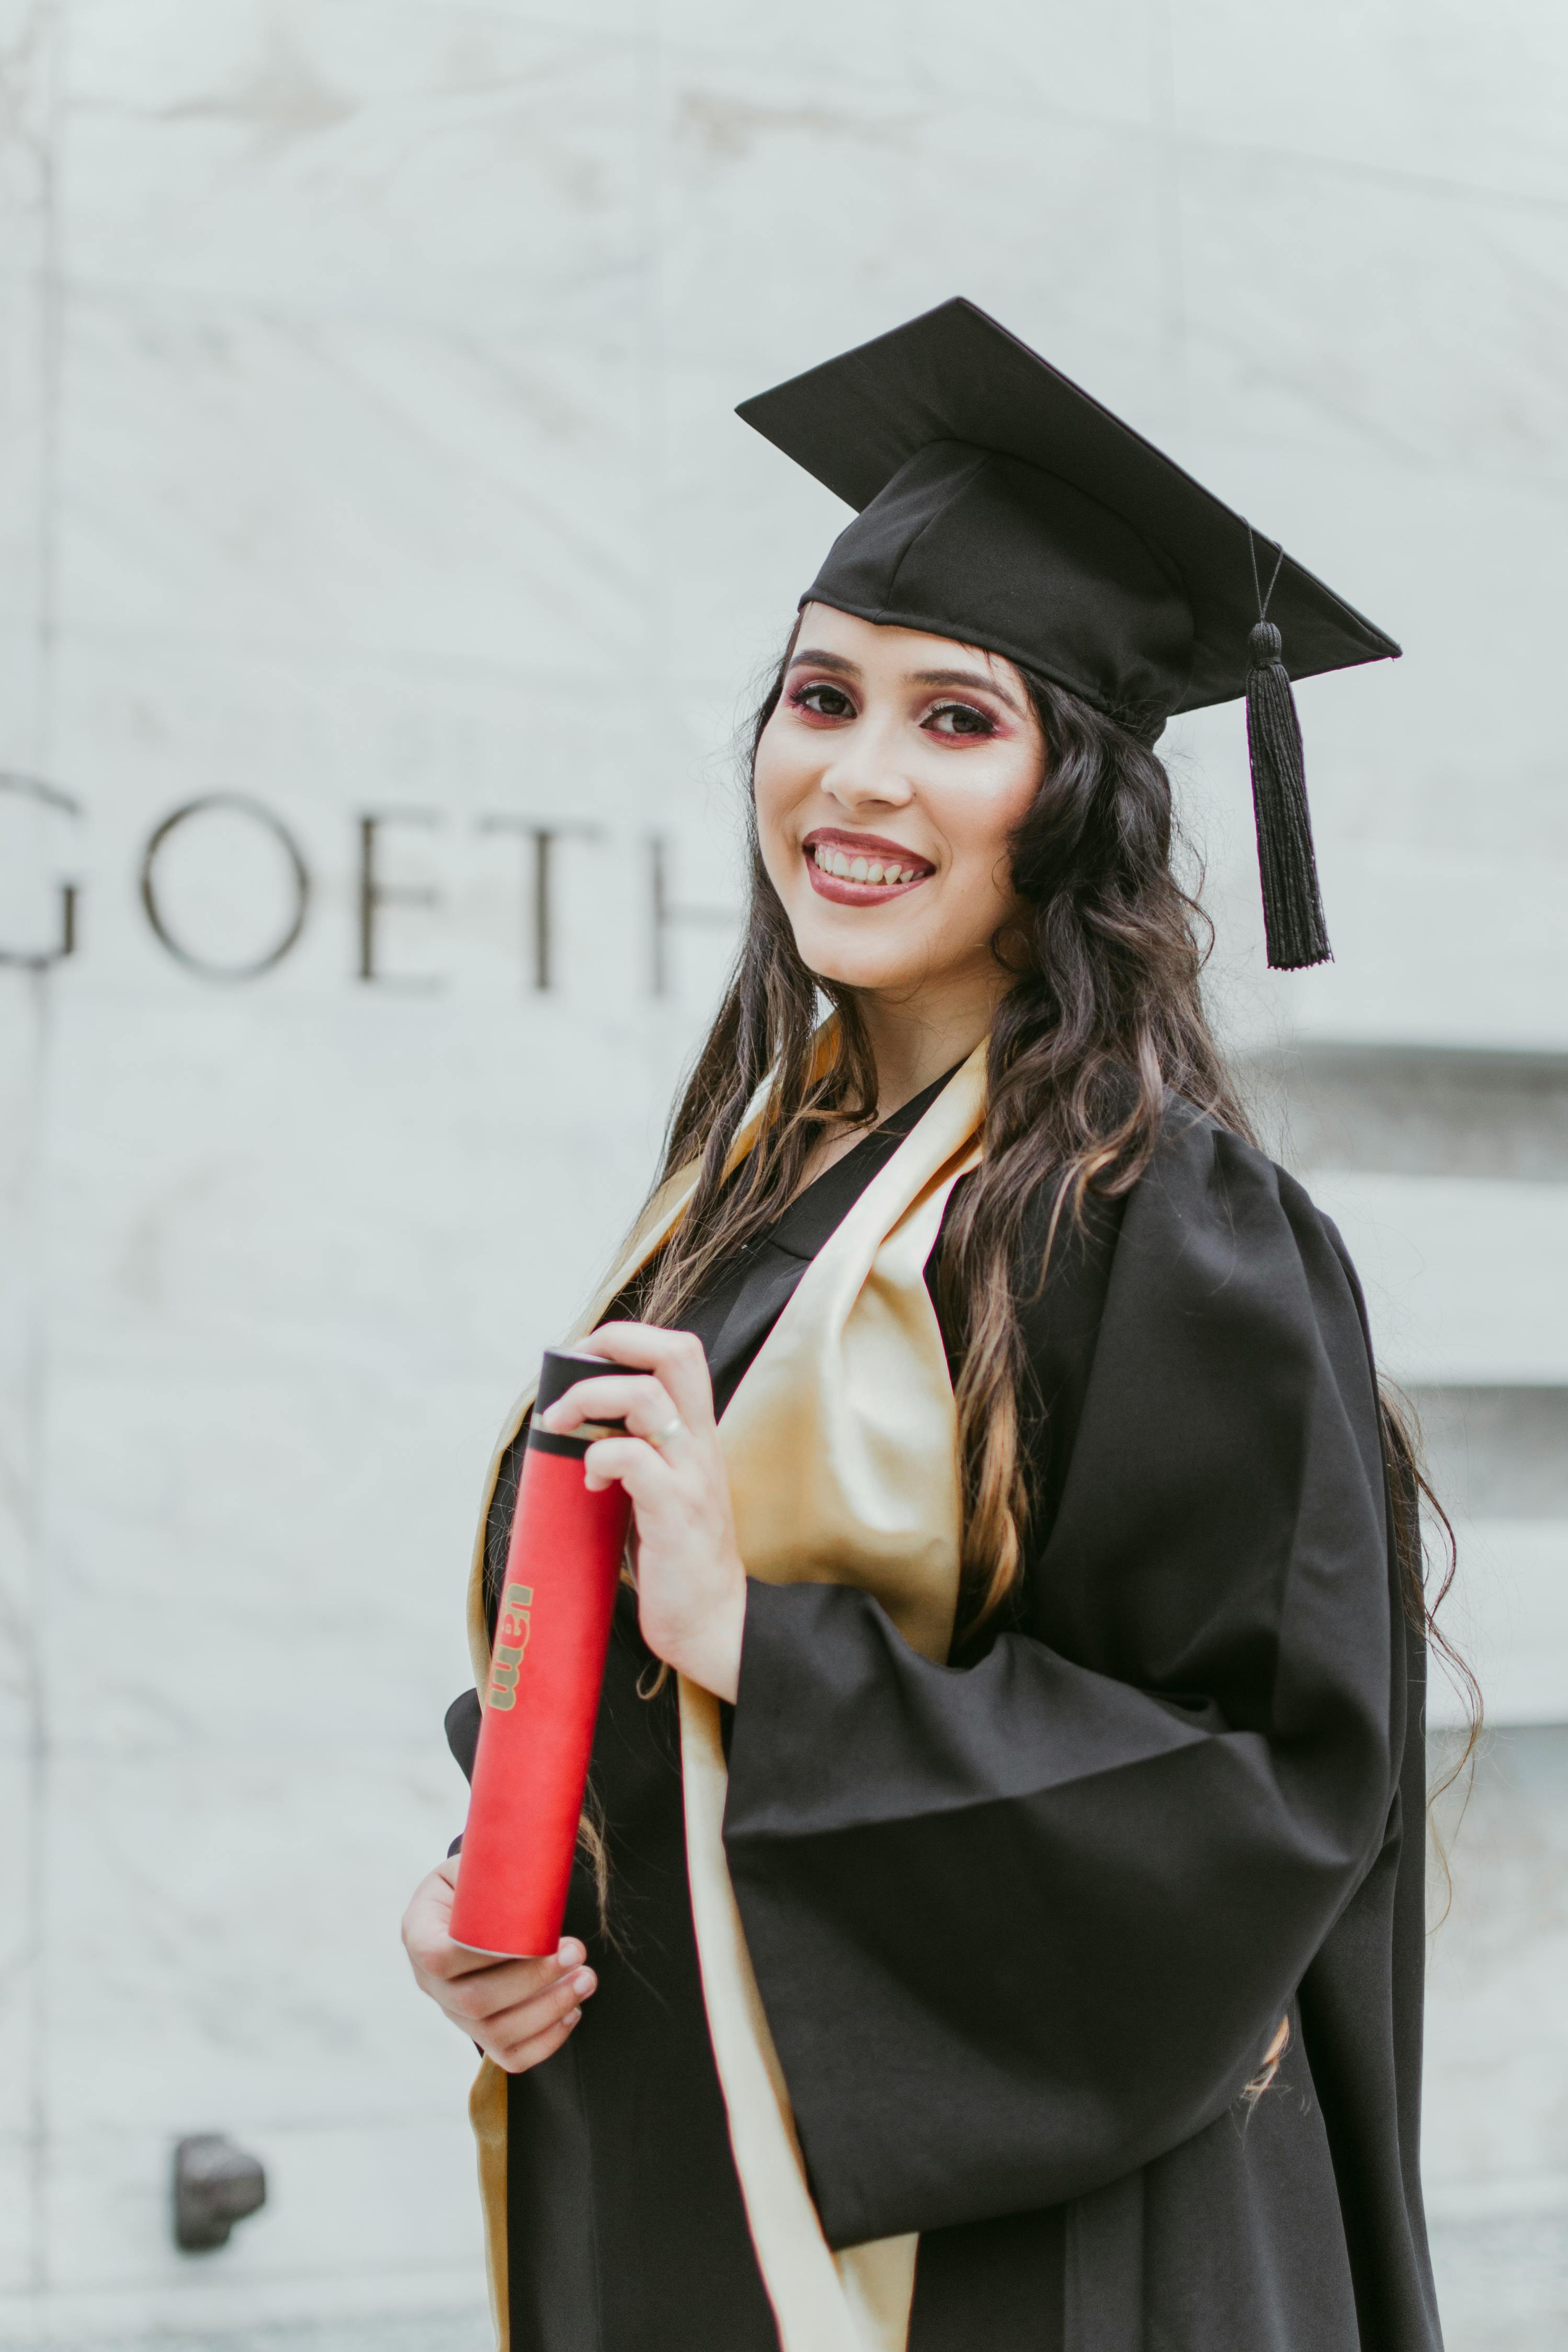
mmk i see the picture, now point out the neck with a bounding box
[853,967,1006,1120]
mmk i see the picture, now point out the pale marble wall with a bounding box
[0,1,1564,2340]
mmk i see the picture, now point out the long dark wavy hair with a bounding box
[635,632,1476,1740]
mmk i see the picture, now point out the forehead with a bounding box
[794,602,1027,695]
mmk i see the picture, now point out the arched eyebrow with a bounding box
[787,649,1027,719]
[910,666,1027,718]
[787,647,859,676]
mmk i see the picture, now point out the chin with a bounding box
[785,905,926,995]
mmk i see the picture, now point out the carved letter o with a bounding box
[140,796,311,980]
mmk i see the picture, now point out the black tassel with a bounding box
[1244,619,1331,970]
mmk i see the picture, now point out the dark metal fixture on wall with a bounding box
[172,2134,268,2252]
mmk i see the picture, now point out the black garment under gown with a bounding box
[447,1081,1442,2352]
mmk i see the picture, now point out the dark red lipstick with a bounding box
[802,828,935,907]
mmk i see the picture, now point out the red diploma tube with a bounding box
[450,1348,632,1958]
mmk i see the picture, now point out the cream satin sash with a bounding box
[464,1042,986,2352]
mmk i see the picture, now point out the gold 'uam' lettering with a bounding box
[486,1585,534,1710]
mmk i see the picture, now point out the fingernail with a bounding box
[572,1969,596,1996]
[565,2007,582,2027]
[557,1939,584,1968]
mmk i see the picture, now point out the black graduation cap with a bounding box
[737,298,1400,971]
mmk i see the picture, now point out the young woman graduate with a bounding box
[403,300,1452,2352]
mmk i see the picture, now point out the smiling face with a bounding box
[753,604,1046,1007]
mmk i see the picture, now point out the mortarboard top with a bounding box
[736,298,1401,970]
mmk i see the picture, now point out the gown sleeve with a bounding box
[721,1112,1396,2251]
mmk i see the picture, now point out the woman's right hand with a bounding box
[401,1857,597,2072]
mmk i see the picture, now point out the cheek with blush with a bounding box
[752,723,814,893]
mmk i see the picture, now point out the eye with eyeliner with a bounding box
[923,698,998,740]
[790,680,857,721]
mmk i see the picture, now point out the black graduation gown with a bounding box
[448,1092,1442,2352]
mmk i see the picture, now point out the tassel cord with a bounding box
[1243,544,1333,970]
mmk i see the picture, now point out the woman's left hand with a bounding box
[539,1322,746,1703]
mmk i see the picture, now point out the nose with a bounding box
[817,721,914,818]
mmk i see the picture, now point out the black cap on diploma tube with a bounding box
[737,298,1402,971]
[527,1348,626,1461]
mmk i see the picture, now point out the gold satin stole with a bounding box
[463,1041,987,2352]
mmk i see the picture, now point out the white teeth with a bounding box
[812,845,925,886]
